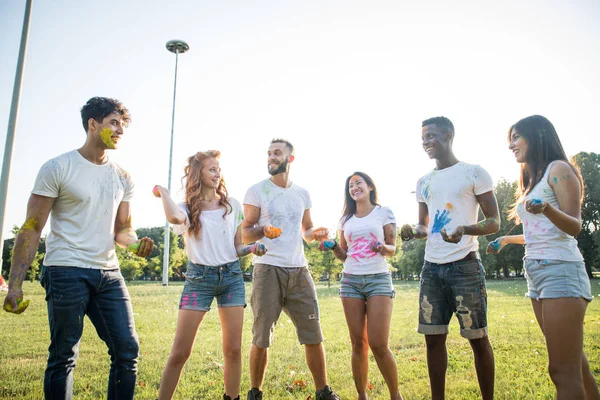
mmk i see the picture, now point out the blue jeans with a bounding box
[339,272,395,299]
[418,259,488,339]
[40,266,139,400]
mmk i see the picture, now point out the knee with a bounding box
[368,341,389,359]
[425,335,446,351]
[548,362,581,387]
[168,347,192,367]
[223,344,242,362]
[351,338,369,355]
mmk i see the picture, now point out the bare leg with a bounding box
[366,296,403,400]
[468,336,495,400]
[425,334,447,400]
[158,309,206,400]
[305,342,327,390]
[342,298,369,400]
[219,306,244,399]
[249,344,268,390]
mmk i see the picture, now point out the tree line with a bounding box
[3,152,599,282]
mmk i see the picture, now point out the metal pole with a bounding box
[162,51,179,286]
[0,0,33,273]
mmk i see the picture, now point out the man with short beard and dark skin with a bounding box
[242,139,340,400]
[400,117,499,400]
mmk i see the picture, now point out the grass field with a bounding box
[1,279,599,399]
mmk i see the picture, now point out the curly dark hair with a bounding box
[80,97,131,132]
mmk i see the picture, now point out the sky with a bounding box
[1,0,600,241]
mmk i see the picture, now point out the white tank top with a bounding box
[516,161,583,262]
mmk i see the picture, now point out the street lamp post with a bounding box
[0,0,33,273]
[162,40,189,286]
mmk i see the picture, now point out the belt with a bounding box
[459,251,480,262]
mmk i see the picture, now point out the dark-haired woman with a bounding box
[487,116,599,400]
[154,151,265,400]
[320,172,403,400]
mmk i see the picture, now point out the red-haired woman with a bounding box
[154,150,265,400]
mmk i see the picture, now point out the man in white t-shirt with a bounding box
[3,97,154,400]
[400,117,500,400]
[243,139,340,400]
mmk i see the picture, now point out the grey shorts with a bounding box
[250,264,323,348]
[524,259,592,301]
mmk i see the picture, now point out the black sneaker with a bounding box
[247,387,263,400]
[315,385,340,400]
[223,395,240,400]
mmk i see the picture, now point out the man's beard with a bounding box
[268,158,289,176]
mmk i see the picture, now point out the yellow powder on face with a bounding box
[100,128,116,149]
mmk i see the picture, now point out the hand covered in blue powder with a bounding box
[486,237,506,254]
[431,210,452,234]
[525,198,546,214]
[318,240,337,251]
[441,226,464,244]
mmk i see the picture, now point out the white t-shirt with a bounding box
[172,198,244,266]
[32,150,134,269]
[244,179,311,268]
[416,162,494,264]
[339,205,396,275]
[517,162,583,262]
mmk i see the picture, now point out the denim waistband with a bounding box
[187,260,239,270]
[424,253,481,268]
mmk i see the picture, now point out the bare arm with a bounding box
[235,225,267,257]
[153,185,186,225]
[379,223,397,257]
[301,209,328,242]
[538,161,583,236]
[242,204,266,243]
[7,195,54,294]
[486,234,525,254]
[114,202,154,257]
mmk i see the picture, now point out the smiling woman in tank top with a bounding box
[487,115,599,400]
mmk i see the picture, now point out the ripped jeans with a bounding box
[417,259,489,339]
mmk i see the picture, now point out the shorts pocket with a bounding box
[184,264,206,281]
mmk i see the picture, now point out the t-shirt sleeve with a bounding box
[243,184,261,208]
[31,159,63,198]
[172,202,190,235]
[415,178,425,203]
[473,165,494,196]
[304,188,312,210]
[122,171,135,202]
[381,206,396,226]
[233,198,244,228]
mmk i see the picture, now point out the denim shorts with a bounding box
[524,259,592,301]
[418,259,488,339]
[180,260,246,311]
[339,272,395,299]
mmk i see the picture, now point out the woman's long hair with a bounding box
[341,172,379,225]
[183,150,231,238]
[508,115,583,222]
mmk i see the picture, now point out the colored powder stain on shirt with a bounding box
[431,209,452,234]
[445,203,454,211]
[100,128,116,149]
[423,184,430,200]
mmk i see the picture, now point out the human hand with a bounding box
[441,226,464,244]
[486,237,506,254]
[400,224,416,241]
[128,237,155,257]
[152,185,165,198]
[263,225,282,239]
[250,243,268,256]
[3,289,29,314]
[318,240,337,252]
[525,198,546,214]
[313,227,329,242]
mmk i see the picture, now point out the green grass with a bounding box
[1,279,599,399]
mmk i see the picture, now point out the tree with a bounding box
[572,152,600,276]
